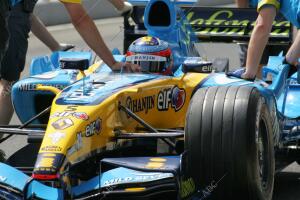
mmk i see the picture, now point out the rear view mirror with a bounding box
[60,58,89,71]
[182,57,213,73]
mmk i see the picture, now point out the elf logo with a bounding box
[50,112,89,121]
[85,118,102,137]
[157,86,186,112]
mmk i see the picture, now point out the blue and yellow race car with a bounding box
[0,0,297,199]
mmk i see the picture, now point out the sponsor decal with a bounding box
[67,132,83,156]
[180,178,196,198]
[157,86,186,111]
[50,112,89,121]
[126,95,155,114]
[36,157,55,168]
[103,173,173,186]
[73,112,89,120]
[48,132,66,144]
[183,57,213,73]
[0,176,7,182]
[65,89,96,100]
[145,157,167,169]
[52,118,73,130]
[34,153,64,173]
[65,106,78,111]
[85,118,101,137]
[200,65,213,73]
[126,55,166,62]
[41,146,62,152]
[18,83,65,91]
[35,168,56,172]
[186,10,289,36]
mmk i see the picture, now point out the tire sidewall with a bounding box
[248,94,274,200]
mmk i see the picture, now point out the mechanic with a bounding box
[126,36,173,75]
[0,0,139,126]
[0,0,13,70]
[0,0,139,162]
[60,0,140,72]
[229,0,300,81]
[0,0,24,162]
[0,0,74,126]
[235,0,252,67]
[31,14,75,52]
[235,0,290,78]
[0,4,8,63]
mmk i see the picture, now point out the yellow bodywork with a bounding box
[35,72,208,176]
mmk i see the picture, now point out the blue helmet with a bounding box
[126,36,172,74]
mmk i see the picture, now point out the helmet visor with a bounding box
[126,54,168,73]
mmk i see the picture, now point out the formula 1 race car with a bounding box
[0,0,297,199]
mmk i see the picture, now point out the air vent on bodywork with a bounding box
[148,1,171,26]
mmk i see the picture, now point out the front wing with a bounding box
[0,155,195,199]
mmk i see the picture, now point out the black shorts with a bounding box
[1,4,31,81]
[0,0,10,68]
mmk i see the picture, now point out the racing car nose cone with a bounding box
[33,153,65,180]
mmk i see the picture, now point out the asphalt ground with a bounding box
[0,17,300,199]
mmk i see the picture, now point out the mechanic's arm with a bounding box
[62,2,140,72]
[243,6,276,79]
[31,14,62,52]
[235,0,248,8]
[63,3,118,67]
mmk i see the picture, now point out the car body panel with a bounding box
[35,72,208,173]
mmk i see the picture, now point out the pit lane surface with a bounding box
[1,17,300,200]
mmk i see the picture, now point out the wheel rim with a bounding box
[257,117,269,191]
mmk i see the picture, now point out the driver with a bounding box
[126,36,173,75]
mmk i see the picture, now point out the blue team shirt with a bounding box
[249,0,300,28]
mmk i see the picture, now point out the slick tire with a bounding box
[185,86,275,200]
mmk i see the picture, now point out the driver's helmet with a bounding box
[126,36,172,75]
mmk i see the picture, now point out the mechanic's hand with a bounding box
[59,43,75,51]
[111,62,141,73]
[226,68,255,81]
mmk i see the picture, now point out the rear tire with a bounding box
[185,86,275,200]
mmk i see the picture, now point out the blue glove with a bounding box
[226,68,255,81]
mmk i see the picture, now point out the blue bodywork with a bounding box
[1,0,300,199]
[0,159,176,199]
